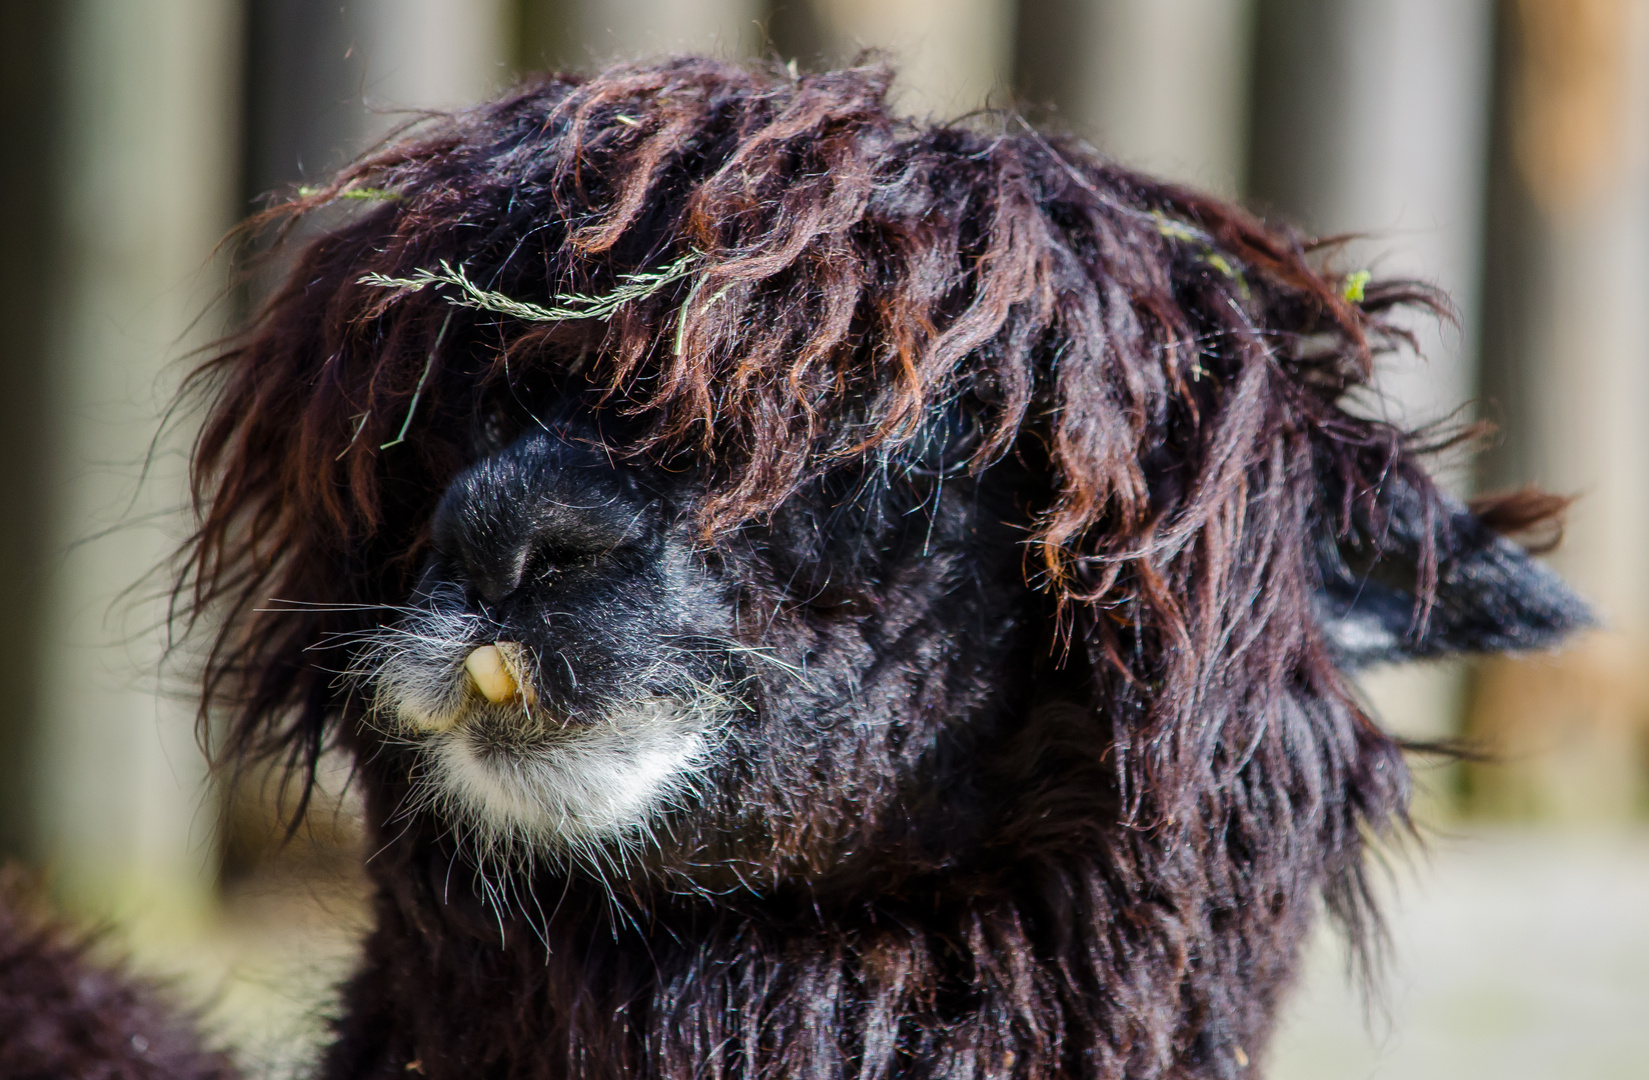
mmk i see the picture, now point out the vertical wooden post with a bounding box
[517,0,765,71]
[785,0,1014,115]
[245,0,510,206]
[0,6,62,861]
[358,0,511,119]
[1249,0,1499,766]
[1469,0,1649,821]
[1017,0,1254,196]
[32,0,242,933]
[1251,0,1496,436]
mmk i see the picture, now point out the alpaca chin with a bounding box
[412,695,724,857]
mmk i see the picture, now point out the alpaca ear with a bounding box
[1314,476,1592,669]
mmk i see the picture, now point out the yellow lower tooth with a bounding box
[465,644,519,703]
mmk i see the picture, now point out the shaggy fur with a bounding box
[172,58,1587,1079]
[0,873,235,1079]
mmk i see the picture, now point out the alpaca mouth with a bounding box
[421,692,723,853]
[463,643,535,708]
[353,590,737,850]
[443,700,566,749]
[385,640,562,739]
[362,634,729,850]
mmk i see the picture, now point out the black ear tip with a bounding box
[1316,489,1595,670]
[1447,522,1596,647]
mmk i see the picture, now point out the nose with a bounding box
[430,430,647,608]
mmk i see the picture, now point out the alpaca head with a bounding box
[342,392,1057,881]
[184,58,1587,903]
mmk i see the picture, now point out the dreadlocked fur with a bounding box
[174,57,1587,1080]
[0,870,235,1080]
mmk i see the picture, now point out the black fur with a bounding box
[0,874,235,1079]
[316,418,1582,1079]
[1317,475,1590,668]
[164,59,1590,1079]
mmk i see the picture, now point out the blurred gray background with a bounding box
[1,2,1645,1076]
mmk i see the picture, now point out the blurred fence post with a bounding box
[245,0,511,207]
[521,0,1010,124]
[1250,0,1496,436]
[1468,0,1649,822]
[517,0,765,70]
[0,7,62,861]
[31,0,242,933]
[1016,0,1254,196]
[359,1,510,117]
[779,0,1014,116]
[1248,0,1498,766]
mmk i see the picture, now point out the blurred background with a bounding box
[1,1,1646,1077]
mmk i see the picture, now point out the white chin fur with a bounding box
[418,698,716,856]
[354,596,725,859]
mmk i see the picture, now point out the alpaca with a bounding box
[161,57,1589,1080]
[0,872,235,1079]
